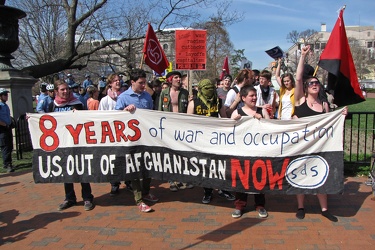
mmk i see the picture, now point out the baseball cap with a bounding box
[0,88,10,95]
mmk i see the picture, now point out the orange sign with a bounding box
[175,30,206,70]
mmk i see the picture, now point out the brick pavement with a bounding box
[1,170,375,249]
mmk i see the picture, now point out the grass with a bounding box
[347,97,375,112]
[344,97,375,176]
[0,150,33,174]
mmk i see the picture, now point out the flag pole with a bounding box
[139,54,144,69]
[188,70,192,96]
[313,65,319,77]
[140,23,149,69]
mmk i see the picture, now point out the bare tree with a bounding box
[192,18,233,79]
[190,3,242,80]
[8,0,239,80]
[348,37,373,80]
[286,29,320,73]
[287,29,318,45]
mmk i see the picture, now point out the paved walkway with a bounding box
[1,170,374,249]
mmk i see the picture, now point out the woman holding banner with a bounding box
[293,45,347,222]
[49,80,95,211]
[230,85,269,218]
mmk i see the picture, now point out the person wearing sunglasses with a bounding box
[293,45,347,222]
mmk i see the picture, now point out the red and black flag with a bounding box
[142,23,169,75]
[318,6,365,107]
[220,56,230,80]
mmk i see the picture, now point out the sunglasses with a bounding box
[307,80,320,87]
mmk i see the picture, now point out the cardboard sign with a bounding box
[175,30,206,70]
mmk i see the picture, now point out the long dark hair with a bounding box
[304,76,328,103]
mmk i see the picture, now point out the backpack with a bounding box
[232,87,244,110]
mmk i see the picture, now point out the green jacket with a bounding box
[158,87,189,113]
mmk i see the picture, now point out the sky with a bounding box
[225,0,375,70]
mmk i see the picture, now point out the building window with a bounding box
[321,43,326,50]
[93,41,100,47]
[163,44,168,51]
[369,48,374,59]
[368,41,373,48]
[368,32,371,37]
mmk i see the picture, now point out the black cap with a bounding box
[166,71,182,79]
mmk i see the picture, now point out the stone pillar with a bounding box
[0,1,37,120]
[0,70,36,120]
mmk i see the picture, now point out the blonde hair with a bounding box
[54,79,68,90]
[105,73,120,92]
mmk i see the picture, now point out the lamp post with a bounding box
[0,0,37,120]
[0,1,26,70]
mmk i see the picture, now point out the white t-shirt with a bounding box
[98,95,117,110]
[224,85,240,107]
[280,93,293,120]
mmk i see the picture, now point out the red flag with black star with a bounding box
[143,23,169,75]
[318,6,365,107]
[220,56,230,80]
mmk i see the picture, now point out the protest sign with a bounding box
[175,30,206,70]
[28,109,346,194]
[265,46,284,60]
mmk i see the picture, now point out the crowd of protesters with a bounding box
[25,51,348,221]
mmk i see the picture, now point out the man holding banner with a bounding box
[158,70,193,192]
[115,69,159,213]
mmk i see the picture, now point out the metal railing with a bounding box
[344,112,375,165]
[12,112,375,165]
[15,114,33,160]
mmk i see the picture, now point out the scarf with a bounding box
[197,79,218,116]
[107,88,122,101]
[260,85,270,102]
[54,92,80,107]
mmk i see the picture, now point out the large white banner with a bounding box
[28,108,346,194]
